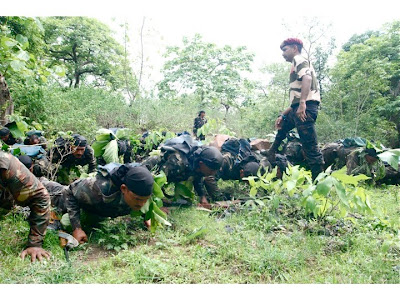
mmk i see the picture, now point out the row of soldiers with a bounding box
[1,123,399,262]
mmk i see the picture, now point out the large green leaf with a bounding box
[7,121,27,139]
[115,128,132,140]
[152,182,164,199]
[1,36,17,48]
[92,140,108,157]
[154,171,167,187]
[103,139,119,163]
[9,60,25,71]
[316,176,335,196]
[15,34,29,49]
[378,150,400,170]
[16,50,30,61]
[175,182,195,199]
[332,168,370,185]
[95,128,115,141]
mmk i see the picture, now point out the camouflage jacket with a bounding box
[143,150,206,197]
[0,151,50,248]
[51,145,97,173]
[39,177,68,214]
[202,152,236,200]
[346,150,386,180]
[66,171,132,230]
[193,116,207,134]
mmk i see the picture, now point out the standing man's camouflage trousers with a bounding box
[270,101,324,180]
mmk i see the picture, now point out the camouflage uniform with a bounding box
[143,145,210,198]
[0,151,50,248]
[270,54,324,180]
[51,145,96,173]
[39,177,68,214]
[64,170,132,230]
[193,116,207,140]
[202,152,236,200]
[50,145,97,184]
[346,150,386,181]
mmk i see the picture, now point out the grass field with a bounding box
[0,185,399,284]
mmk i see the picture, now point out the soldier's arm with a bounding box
[193,176,206,198]
[0,168,50,249]
[26,186,51,248]
[65,186,83,231]
[86,146,97,173]
[203,175,220,201]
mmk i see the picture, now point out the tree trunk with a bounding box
[0,72,13,126]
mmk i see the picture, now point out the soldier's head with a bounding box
[240,161,261,179]
[198,110,206,118]
[196,146,223,176]
[0,127,11,142]
[113,164,154,211]
[365,147,379,164]
[280,38,303,62]
[71,134,87,159]
[29,134,40,145]
[18,155,34,172]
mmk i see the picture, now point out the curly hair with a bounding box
[280,38,303,52]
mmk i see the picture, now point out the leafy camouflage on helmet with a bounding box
[0,151,50,248]
[142,148,206,197]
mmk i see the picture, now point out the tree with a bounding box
[42,17,131,89]
[282,18,336,98]
[342,30,381,52]
[158,34,255,118]
[323,22,400,145]
[0,17,47,125]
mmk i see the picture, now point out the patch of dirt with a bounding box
[77,244,111,264]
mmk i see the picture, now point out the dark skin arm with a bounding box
[296,74,312,122]
[21,247,50,263]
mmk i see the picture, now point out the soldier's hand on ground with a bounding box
[72,228,88,244]
[20,247,50,263]
[296,103,307,122]
[144,219,151,229]
[275,116,283,130]
[198,196,212,210]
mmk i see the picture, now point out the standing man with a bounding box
[268,38,324,181]
[193,111,207,141]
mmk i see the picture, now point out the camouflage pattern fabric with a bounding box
[289,54,320,105]
[51,145,97,173]
[39,177,68,215]
[203,152,235,200]
[33,156,53,178]
[0,151,50,248]
[193,116,207,140]
[142,149,206,197]
[346,150,386,181]
[65,172,132,230]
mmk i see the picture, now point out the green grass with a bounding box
[0,185,399,283]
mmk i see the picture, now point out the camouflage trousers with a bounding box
[271,101,324,180]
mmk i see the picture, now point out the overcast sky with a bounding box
[4,0,400,88]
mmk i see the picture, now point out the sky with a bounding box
[3,0,400,89]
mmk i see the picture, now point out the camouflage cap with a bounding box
[72,134,87,147]
[199,146,223,170]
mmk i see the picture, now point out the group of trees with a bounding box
[1,16,399,147]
